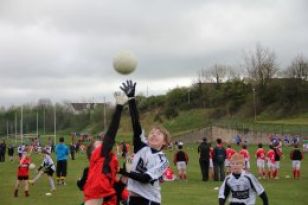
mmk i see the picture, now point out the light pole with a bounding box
[53,105,57,145]
[252,88,257,121]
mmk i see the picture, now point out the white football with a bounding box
[45,192,52,196]
[113,50,137,75]
[29,163,36,170]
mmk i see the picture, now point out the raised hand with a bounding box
[114,91,128,105]
[120,80,136,97]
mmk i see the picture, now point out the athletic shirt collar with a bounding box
[150,147,161,154]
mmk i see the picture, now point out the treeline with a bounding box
[0,44,307,136]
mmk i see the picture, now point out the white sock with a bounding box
[48,177,55,190]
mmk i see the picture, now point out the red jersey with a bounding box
[267,150,275,163]
[239,149,250,160]
[255,148,266,160]
[83,144,119,201]
[17,156,31,177]
[226,148,236,160]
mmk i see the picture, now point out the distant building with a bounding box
[70,102,106,114]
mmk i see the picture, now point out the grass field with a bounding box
[0,144,307,205]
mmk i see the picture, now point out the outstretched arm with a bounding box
[101,92,127,174]
[121,80,146,153]
[259,191,269,205]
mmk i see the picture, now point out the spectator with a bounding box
[213,138,226,181]
[55,137,69,185]
[198,137,210,181]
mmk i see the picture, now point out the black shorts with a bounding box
[17,176,29,180]
[44,168,54,176]
[129,196,160,205]
[56,160,67,177]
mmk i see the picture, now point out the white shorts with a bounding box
[176,161,187,171]
[225,159,230,167]
[209,159,213,168]
[292,160,301,169]
[267,161,276,169]
[275,161,280,169]
[257,159,265,168]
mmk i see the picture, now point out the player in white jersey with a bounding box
[17,144,26,159]
[29,148,56,191]
[218,153,269,205]
[119,81,171,205]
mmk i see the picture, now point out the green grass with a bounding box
[0,145,308,205]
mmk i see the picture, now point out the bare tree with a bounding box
[210,64,227,84]
[285,54,308,80]
[245,44,278,86]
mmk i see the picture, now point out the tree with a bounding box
[245,44,278,86]
[196,64,228,84]
[285,54,308,80]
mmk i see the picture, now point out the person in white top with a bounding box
[29,148,56,191]
[218,153,269,205]
[119,80,171,205]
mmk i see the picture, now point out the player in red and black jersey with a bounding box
[290,144,304,179]
[173,143,189,180]
[14,150,32,197]
[81,92,128,205]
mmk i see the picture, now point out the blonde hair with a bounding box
[230,153,244,163]
[150,125,171,149]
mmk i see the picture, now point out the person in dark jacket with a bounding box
[213,138,226,181]
[8,144,14,161]
[198,137,210,181]
[0,140,6,162]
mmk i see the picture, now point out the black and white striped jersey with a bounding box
[219,171,264,205]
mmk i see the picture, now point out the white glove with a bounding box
[125,157,133,173]
[114,91,128,105]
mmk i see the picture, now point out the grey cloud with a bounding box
[0,0,307,107]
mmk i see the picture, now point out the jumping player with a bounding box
[119,80,170,205]
[255,143,266,179]
[173,142,189,180]
[290,144,304,179]
[14,150,32,197]
[29,148,56,191]
[82,91,127,205]
[78,140,129,205]
[239,144,250,171]
[225,145,236,175]
[218,153,269,205]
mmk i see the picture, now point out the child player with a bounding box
[119,80,170,205]
[290,144,304,179]
[225,145,236,175]
[218,153,269,205]
[239,144,250,171]
[173,142,189,180]
[266,145,276,179]
[209,143,214,180]
[82,91,127,205]
[14,149,32,197]
[29,148,56,191]
[255,143,266,179]
[77,141,129,205]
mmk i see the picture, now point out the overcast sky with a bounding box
[0,0,307,107]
